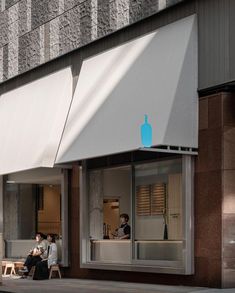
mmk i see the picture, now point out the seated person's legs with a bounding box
[21,255,42,276]
[33,260,49,280]
[20,232,47,276]
[24,255,33,267]
[20,255,33,275]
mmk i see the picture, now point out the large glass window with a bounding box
[134,159,183,263]
[82,156,194,274]
[88,166,132,264]
[4,183,62,240]
[3,169,69,266]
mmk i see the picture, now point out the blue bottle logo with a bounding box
[141,114,152,147]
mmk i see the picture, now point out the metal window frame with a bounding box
[182,155,194,274]
[61,169,69,267]
[80,155,194,275]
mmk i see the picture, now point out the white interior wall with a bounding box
[103,169,131,218]
[168,174,182,240]
[135,216,165,240]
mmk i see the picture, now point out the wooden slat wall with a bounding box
[151,183,166,215]
[136,183,166,216]
[136,185,151,216]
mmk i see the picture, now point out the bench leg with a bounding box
[57,269,61,279]
[49,268,53,279]
[3,266,7,276]
[11,266,16,276]
[3,265,15,276]
[49,267,61,279]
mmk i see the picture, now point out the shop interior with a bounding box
[88,158,183,264]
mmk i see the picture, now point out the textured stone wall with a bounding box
[0,0,183,83]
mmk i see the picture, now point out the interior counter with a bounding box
[91,240,131,263]
[90,239,183,262]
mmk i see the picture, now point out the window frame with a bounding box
[80,155,194,275]
[60,169,69,267]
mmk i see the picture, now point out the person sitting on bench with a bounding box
[33,233,58,280]
[19,232,47,277]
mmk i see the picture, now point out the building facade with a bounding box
[0,0,235,289]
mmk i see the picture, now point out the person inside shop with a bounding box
[33,233,58,280]
[113,213,131,239]
[19,232,47,277]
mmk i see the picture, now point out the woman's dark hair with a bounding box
[120,213,129,222]
[36,232,46,239]
[47,234,56,243]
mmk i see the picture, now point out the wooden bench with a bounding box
[13,261,24,274]
[2,260,16,276]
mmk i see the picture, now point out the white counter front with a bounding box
[91,239,184,263]
[91,240,131,263]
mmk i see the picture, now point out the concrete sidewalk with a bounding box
[0,277,235,293]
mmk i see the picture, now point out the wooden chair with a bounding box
[49,264,61,279]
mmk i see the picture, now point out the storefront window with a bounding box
[3,169,69,266]
[134,159,183,262]
[4,183,62,240]
[83,156,194,274]
[88,166,132,264]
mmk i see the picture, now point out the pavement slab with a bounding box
[0,277,234,293]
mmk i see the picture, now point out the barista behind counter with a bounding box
[112,213,131,240]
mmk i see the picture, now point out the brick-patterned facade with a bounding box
[0,0,183,83]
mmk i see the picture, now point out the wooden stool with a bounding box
[2,261,16,276]
[49,264,61,279]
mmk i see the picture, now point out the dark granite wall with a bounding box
[221,93,235,288]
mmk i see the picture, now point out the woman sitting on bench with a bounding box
[19,232,47,277]
[33,233,58,280]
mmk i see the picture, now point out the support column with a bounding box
[195,93,223,287]
[61,169,69,267]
